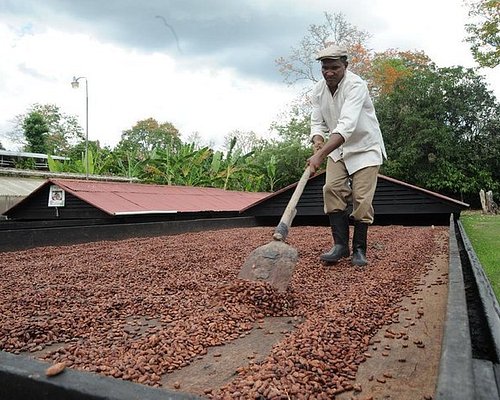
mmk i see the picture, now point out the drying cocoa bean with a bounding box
[0,225,445,398]
[45,362,66,377]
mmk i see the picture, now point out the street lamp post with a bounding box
[71,76,89,179]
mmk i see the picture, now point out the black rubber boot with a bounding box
[320,211,350,264]
[352,222,369,266]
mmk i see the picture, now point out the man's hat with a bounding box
[316,45,348,61]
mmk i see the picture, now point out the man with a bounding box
[307,44,387,267]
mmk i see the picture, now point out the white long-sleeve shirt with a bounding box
[310,70,387,175]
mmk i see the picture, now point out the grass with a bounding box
[460,210,500,301]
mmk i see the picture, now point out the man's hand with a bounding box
[309,135,325,175]
[307,132,344,175]
[311,135,324,154]
[312,141,324,154]
[307,152,325,175]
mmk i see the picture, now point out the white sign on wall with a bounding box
[48,185,65,207]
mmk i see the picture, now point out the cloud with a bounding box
[17,63,58,82]
[1,0,330,82]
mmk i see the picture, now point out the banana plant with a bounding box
[266,154,280,192]
[47,155,66,172]
[114,151,146,179]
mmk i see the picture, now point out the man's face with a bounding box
[321,59,347,89]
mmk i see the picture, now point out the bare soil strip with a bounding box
[337,248,448,400]
[163,316,303,393]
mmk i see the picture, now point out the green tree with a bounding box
[112,118,181,181]
[115,117,180,160]
[368,49,434,97]
[250,138,310,192]
[13,104,83,155]
[376,64,500,204]
[465,0,500,67]
[244,105,312,192]
[23,111,48,154]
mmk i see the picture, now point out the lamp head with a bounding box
[71,76,79,89]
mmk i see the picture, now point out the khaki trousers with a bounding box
[323,158,379,224]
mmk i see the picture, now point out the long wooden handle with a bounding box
[273,166,311,241]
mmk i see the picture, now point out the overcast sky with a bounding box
[1,0,498,151]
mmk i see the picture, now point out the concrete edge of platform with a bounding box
[0,216,259,252]
[0,350,204,400]
[435,216,476,399]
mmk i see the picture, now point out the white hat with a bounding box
[316,45,348,61]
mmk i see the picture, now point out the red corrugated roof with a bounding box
[48,179,269,215]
